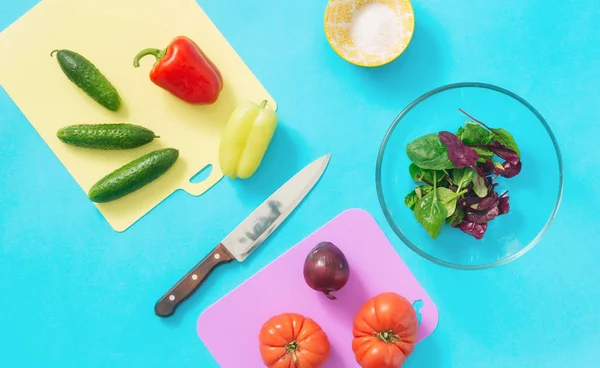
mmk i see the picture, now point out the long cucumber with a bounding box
[57,123,158,150]
[88,148,179,203]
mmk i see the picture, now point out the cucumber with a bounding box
[88,148,179,203]
[57,123,158,150]
[51,49,121,111]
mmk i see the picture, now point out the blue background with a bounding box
[1,0,599,367]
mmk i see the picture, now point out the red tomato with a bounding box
[259,313,330,368]
[352,292,419,368]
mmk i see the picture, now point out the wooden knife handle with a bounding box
[154,243,234,317]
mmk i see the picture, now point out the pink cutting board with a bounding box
[197,208,439,367]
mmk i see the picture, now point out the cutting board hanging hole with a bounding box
[190,164,213,184]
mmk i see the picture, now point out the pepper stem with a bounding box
[285,341,299,367]
[259,100,268,109]
[133,48,166,68]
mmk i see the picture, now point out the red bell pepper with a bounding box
[133,36,223,105]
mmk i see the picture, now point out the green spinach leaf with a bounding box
[413,172,447,239]
[405,184,434,210]
[406,134,456,170]
[414,192,447,239]
[447,208,465,227]
[404,191,419,210]
[437,187,459,217]
[416,185,433,199]
[473,174,488,198]
[457,109,520,158]
[458,123,493,145]
[409,164,443,183]
[473,147,494,163]
[452,167,474,191]
[409,164,421,182]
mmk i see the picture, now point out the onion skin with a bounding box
[303,242,350,300]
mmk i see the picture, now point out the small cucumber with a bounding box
[57,123,158,150]
[88,148,179,203]
[51,49,121,111]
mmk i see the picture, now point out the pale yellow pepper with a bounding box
[219,100,278,179]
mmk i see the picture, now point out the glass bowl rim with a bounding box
[375,82,564,270]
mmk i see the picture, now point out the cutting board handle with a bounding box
[155,243,234,317]
[182,163,224,197]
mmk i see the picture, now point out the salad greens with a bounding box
[413,172,447,239]
[406,134,455,170]
[404,109,522,240]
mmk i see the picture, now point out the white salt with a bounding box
[349,3,401,55]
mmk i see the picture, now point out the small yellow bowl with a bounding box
[324,0,415,67]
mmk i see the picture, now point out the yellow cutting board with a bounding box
[0,0,276,232]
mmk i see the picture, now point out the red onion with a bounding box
[303,242,350,300]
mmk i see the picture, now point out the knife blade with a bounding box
[154,154,331,317]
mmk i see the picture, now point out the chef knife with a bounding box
[154,154,331,317]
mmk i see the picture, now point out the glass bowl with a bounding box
[376,82,563,270]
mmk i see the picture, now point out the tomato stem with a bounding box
[285,340,299,367]
[373,330,401,344]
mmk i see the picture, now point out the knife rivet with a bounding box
[169,295,175,301]
[192,274,198,280]
[214,253,221,260]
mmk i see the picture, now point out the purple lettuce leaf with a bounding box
[475,193,498,211]
[500,161,522,178]
[463,186,501,224]
[459,220,488,240]
[458,196,479,209]
[481,159,496,176]
[439,131,479,169]
[465,204,499,224]
[487,141,519,166]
